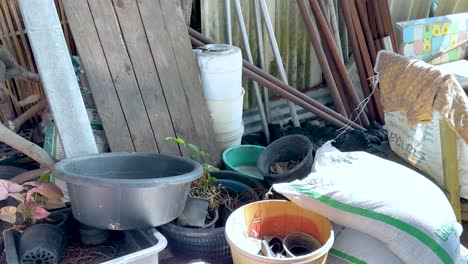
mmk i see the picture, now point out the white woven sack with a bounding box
[385,111,468,199]
[274,142,465,264]
[329,223,403,264]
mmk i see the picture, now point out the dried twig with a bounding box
[0,46,55,169]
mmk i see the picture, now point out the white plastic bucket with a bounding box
[215,123,244,151]
[194,44,242,100]
[207,88,245,134]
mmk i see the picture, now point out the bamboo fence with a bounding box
[0,0,74,122]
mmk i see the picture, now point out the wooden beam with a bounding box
[440,120,461,222]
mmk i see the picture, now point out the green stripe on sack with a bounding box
[289,184,453,264]
[329,248,367,264]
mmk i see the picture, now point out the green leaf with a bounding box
[199,151,209,157]
[188,143,200,153]
[164,137,186,147]
[37,171,52,183]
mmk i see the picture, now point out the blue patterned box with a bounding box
[395,13,468,64]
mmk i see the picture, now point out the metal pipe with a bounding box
[354,0,377,64]
[253,0,270,123]
[347,0,384,123]
[233,0,270,143]
[244,60,365,131]
[258,0,300,127]
[296,0,347,118]
[225,0,232,45]
[340,0,377,121]
[189,29,366,131]
[307,0,370,127]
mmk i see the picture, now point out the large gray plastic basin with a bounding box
[53,153,203,230]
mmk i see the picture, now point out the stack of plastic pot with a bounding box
[194,44,244,151]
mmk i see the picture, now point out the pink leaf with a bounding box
[35,183,63,200]
[31,206,50,220]
[0,180,23,200]
[26,188,38,202]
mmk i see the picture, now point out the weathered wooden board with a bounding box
[62,0,134,152]
[159,0,219,164]
[88,0,158,153]
[112,0,180,156]
[63,0,220,164]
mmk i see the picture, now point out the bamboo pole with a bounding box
[258,0,300,127]
[225,0,232,45]
[253,0,270,122]
[233,0,271,143]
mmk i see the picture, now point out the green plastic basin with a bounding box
[222,145,265,180]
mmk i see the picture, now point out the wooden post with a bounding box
[440,120,461,222]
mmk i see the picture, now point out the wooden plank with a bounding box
[137,0,202,159]
[440,120,461,222]
[63,0,134,152]
[87,0,157,153]
[112,0,180,156]
[158,0,221,164]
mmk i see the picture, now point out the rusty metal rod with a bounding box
[355,0,377,64]
[348,0,384,122]
[369,0,385,39]
[189,30,366,131]
[244,61,365,130]
[308,0,370,127]
[241,68,352,129]
[341,0,377,121]
[380,0,398,53]
[295,0,347,118]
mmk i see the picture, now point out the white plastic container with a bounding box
[194,44,243,100]
[103,229,167,264]
[206,88,245,134]
[216,123,244,151]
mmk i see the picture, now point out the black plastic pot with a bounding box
[158,179,259,263]
[257,134,314,183]
[210,171,265,189]
[3,208,73,264]
[18,224,67,264]
[215,179,259,225]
